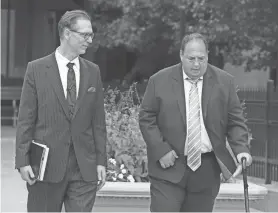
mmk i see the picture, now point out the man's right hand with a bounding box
[159,150,179,169]
[19,165,36,185]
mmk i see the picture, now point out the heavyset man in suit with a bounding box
[139,33,252,212]
[15,10,107,212]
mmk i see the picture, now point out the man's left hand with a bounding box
[237,152,252,167]
[97,165,106,191]
[231,152,252,178]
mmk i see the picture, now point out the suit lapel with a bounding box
[172,64,187,126]
[202,65,217,123]
[72,57,90,119]
[46,53,70,120]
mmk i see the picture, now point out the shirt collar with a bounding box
[182,69,203,81]
[55,48,80,70]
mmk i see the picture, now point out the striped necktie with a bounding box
[187,79,202,171]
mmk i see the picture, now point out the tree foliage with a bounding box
[208,0,278,71]
[88,0,278,72]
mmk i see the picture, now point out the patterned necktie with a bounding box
[67,62,76,119]
[187,79,202,171]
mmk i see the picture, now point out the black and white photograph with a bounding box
[1,0,278,212]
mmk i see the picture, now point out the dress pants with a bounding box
[26,143,98,212]
[149,152,221,212]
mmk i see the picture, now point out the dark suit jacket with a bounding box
[139,63,250,183]
[15,53,107,183]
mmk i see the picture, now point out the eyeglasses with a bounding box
[185,56,207,64]
[69,29,94,40]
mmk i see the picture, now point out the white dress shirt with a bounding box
[182,71,213,155]
[55,49,80,99]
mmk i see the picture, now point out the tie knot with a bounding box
[67,62,75,70]
[186,78,200,85]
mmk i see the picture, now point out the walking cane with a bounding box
[241,157,250,212]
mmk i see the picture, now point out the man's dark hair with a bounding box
[58,10,91,38]
[180,33,208,54]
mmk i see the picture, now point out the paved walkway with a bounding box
[236,175,278,212]
[1,133,27,212]
[1,126,278,212]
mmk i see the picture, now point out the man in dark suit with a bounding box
[139,33,252,212]
[15,10,107,212]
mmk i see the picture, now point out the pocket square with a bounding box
[87,87,96,92]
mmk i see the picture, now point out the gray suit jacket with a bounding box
[15,53,107,183]
[139,63,250,183]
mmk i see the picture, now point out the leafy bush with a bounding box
[106,158,135,182]
[104,83,149,182]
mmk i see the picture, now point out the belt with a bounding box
[184,151,214,158]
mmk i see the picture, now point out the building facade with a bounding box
[1,0,85,85]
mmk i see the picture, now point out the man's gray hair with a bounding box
[180,33,208,54]
[58,10,91,38]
